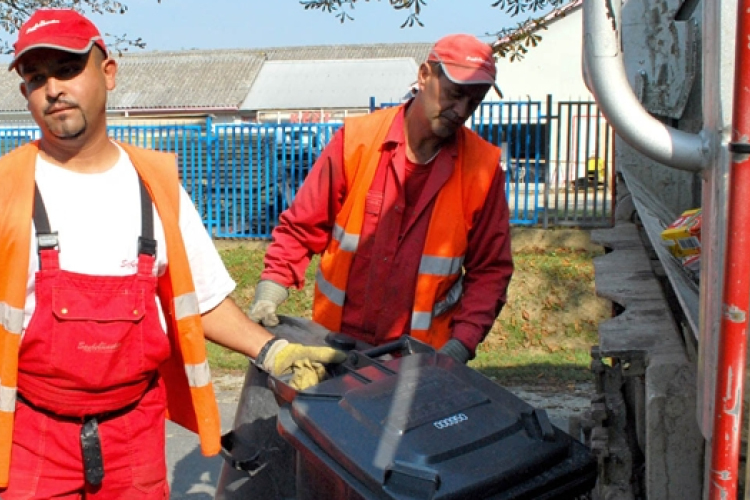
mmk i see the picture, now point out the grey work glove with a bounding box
[254,338,348,390]
[439,338,471,364]
[248,280,288,327]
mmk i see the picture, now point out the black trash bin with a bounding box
[276,336,596,500]
[214,316,371,500]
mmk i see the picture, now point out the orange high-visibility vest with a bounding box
[313,106,501,348]
[0,141,221,487]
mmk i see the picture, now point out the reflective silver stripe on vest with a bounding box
[186,360,212,388]
[174,292,200,321]
[315,269,346,307]
[333,223,360,253]
[412,276,464,331]
[433,275,464,317]
[0,384,16,413]
[0,301,24,335]
[419,255,464,276]
[411,311,432,332]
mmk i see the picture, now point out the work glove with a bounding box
[254,338,348,390]
[248,280,288,327]
[439,338,471,364]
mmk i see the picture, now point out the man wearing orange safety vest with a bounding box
[232,32,514,500]
[0,9,345,499]
[251,33,514,365]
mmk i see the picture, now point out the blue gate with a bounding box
[469,101,546,226]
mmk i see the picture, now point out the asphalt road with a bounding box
[166,381,243,500]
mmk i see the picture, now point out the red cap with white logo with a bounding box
[9,8,107,71]
[428,33,503,98]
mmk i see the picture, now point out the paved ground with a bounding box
[165,374,593,499]
[166,382,241,500]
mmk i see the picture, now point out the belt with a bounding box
[17,392,143,486]
[16,392,140,423]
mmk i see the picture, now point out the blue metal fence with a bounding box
[207,122,340,237]
[470,101,546,226]
[0,100,608,237]
[375,100,548,226]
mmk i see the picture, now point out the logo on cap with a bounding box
[26,19,61,34]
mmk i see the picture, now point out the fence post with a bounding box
[543,94,553,229]
[205,115,215,237]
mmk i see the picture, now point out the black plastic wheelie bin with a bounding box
[215,317,596,500]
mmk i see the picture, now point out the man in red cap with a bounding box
[235,33,513,497]
[252,32,512,363]
[0,8,346,499]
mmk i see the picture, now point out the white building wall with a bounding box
[479,6,612,187]
[487,7,592,103]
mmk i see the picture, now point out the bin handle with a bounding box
[358,336,435,359]
[219,431,266,475]
[384,460,440,499]
[358,337,410,358]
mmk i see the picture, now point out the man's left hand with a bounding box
[438,338,471,364]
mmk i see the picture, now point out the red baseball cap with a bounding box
[428,34,503,98]
[9,9,107,71]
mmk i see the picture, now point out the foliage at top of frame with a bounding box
[0,0,163,55]
[300,0,570,62]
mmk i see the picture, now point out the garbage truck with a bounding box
[578,0,750,498]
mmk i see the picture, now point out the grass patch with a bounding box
[205,341,250,372]
[208,235,611,387]
[473,247,609,385]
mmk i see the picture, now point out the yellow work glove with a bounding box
[287,360,328,391]
[248,280,288,327]
[254,338,347,391]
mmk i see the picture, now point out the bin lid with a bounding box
[279,350,588,499]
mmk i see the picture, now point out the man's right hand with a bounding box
[248,280,288,327]
[254,337,348,390]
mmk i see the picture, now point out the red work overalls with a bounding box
[2,180,172,499]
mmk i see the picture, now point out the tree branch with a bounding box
[300,0,570,60]
[0,0,161,54]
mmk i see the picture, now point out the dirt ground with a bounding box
[509,227,604,253]
[213,226,603,253]
[505,227,606,431]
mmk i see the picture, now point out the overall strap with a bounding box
[138,176,157,257]
[32,175,158,270]
[137,175,158,276]
[32,183,60,270]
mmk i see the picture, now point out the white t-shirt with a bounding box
[23,144,235,330]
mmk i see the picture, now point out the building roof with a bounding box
[259,43,432,62]
[110,49,263,110]
[0,42,433,114]
[0,70,28,113]
[242,58,419,111]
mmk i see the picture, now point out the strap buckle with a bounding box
[36,232,59,252]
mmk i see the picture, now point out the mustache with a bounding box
[44,98,79,115]
[440,112,463,124]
